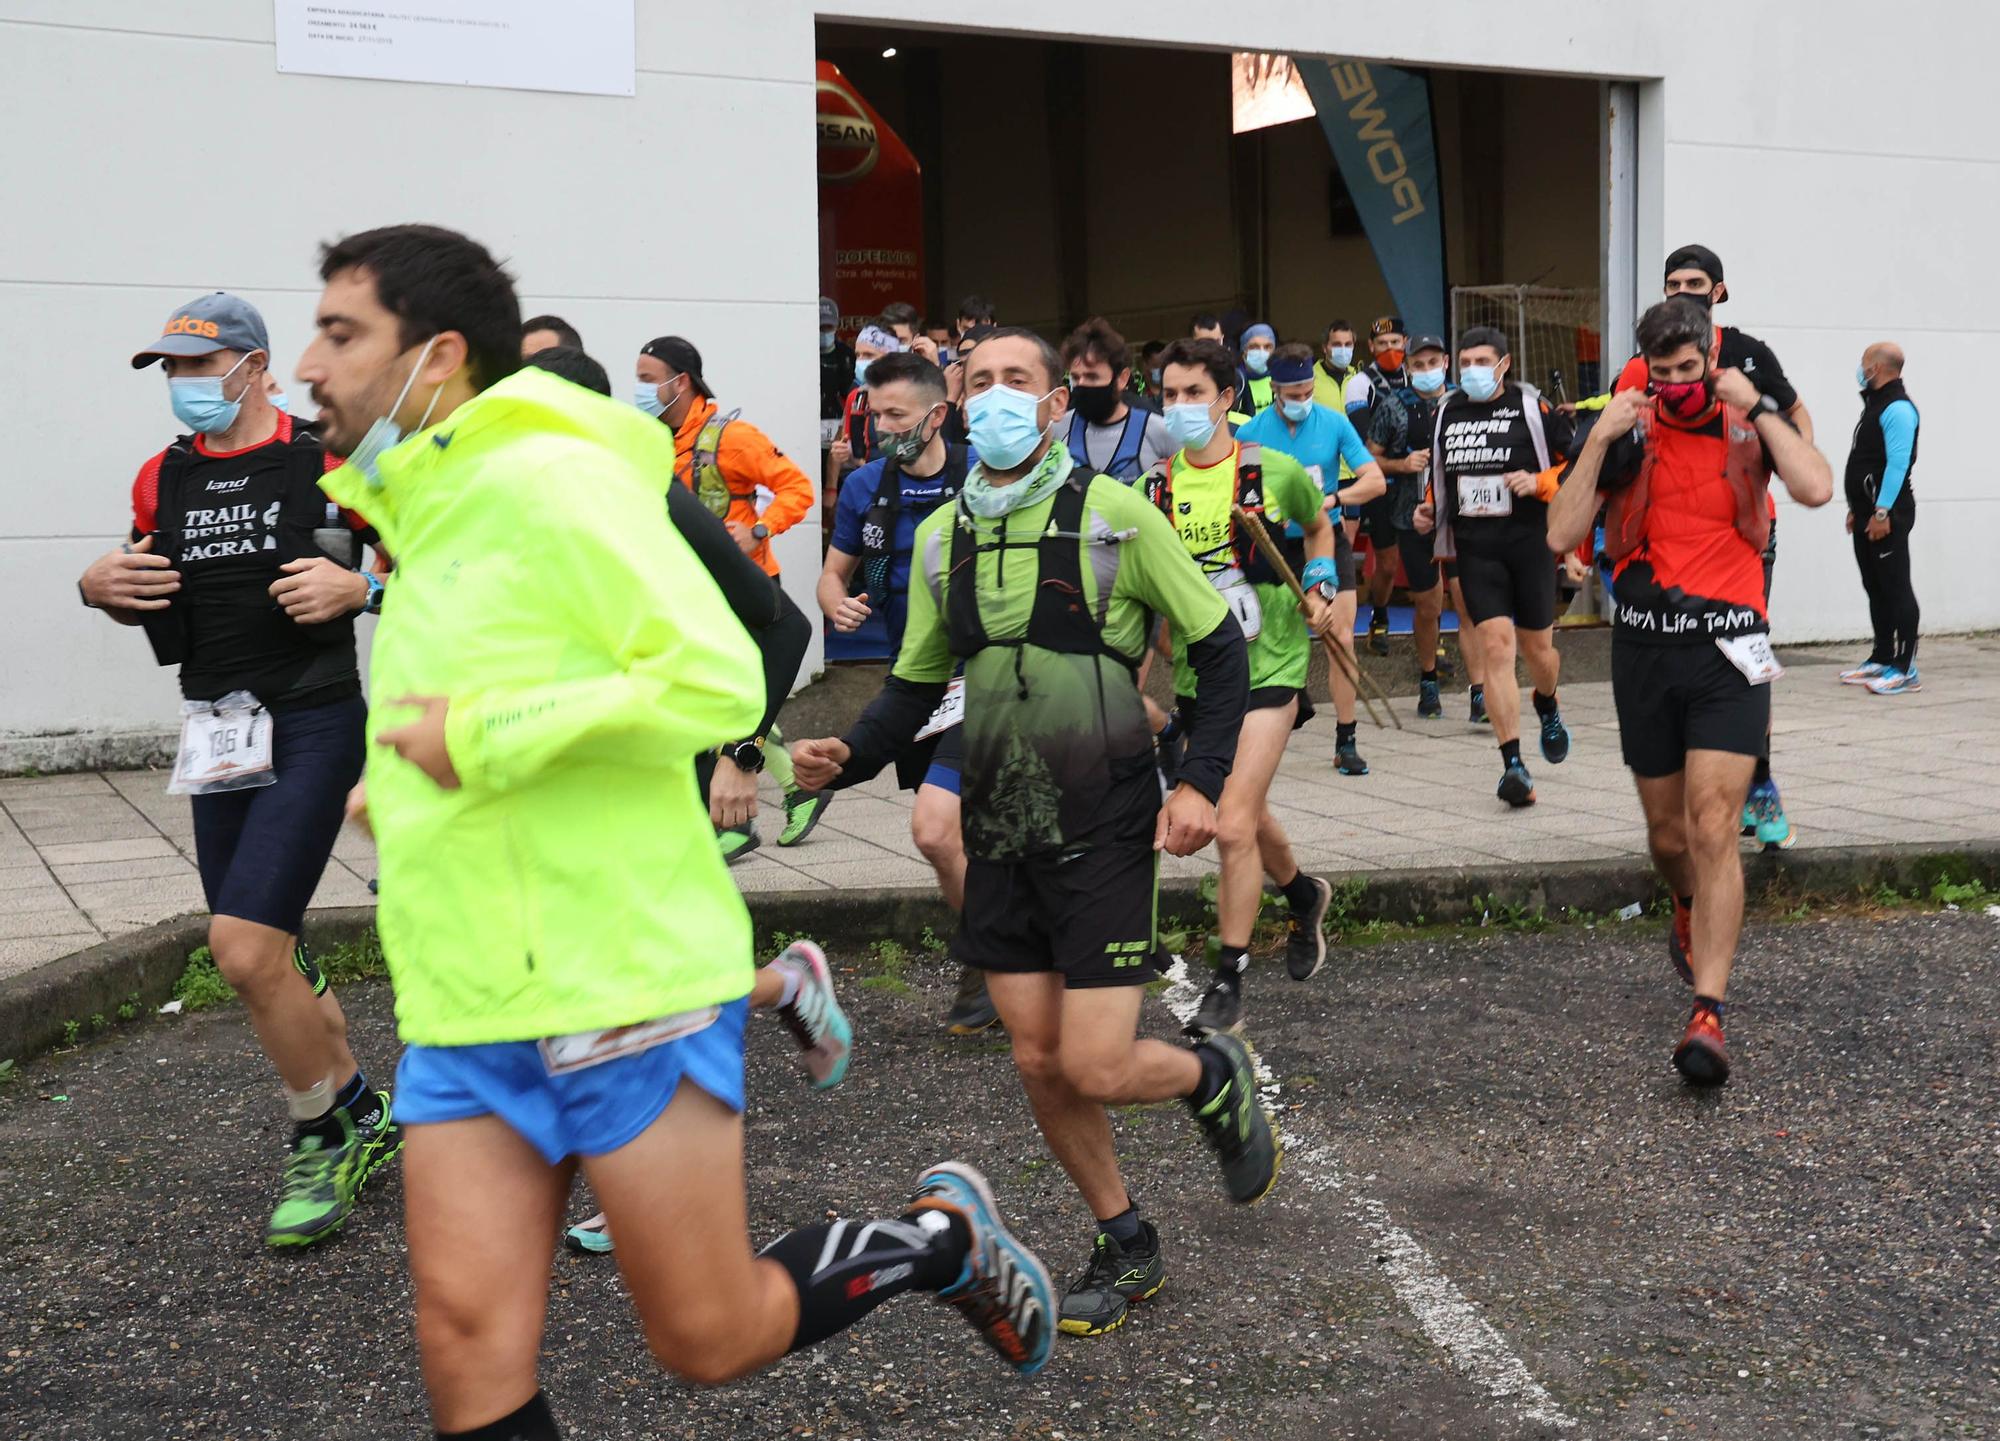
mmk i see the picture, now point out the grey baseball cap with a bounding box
[130,292,271,369]
[1409,333,1448,356]
[819,296,840,329]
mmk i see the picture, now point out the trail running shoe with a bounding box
[1756,796,1797,851]
[718,825,760,865]
[777,789,831,847]
[266,1107,363,1249]
[909,1162,1055,1375]
[562,1211,613,1255]
[1672,1006,1730,1087]
[1538,706,1571,764]
[1417,678,1443,719]
[945,966,1001,1035]
[1367,609,1390,656]
[1335,738,1369,776]
[1866,666,1921,695]
[772,940,852,1089]
[1839,660,1888,686]
[353,1089,402,1191]
[1058,1222,1166,1337]
[1284,875,1331,982]
[1469,687,1489,725]
[1189,1034,1281,1204]
[1498,759,1536,809]
[1435,641,1455,679]
[1187,976,1244,1037]
[1668,896,1694,986]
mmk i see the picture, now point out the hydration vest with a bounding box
[858,445,968,606]
[1601,401,1771,565]
[1140,442,1304,587]
[1066,408,1149,482]
[1426,382,1553,560]
[691,408,754,518]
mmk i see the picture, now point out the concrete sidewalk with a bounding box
[4,636,1998,980]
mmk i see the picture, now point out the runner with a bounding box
[1236,340,1387,776]
[1347,317,1422,657]
[816,349,998,1036]
[1237,323,1277,414]
[311,226,1053,1438]
[77,291,398,1247]
[1060,317,1171,481]
[1549,296,1832,1085]
[791,327,1281,1342]
[636,335,826,858]
[1148,338,1345,1034]
[1416,325,1575,807]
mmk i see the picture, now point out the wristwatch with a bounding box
[751,522,771,542]
[721,737,766,772]
[361,570,385,615]
[1750,393,1784,420]
[1310,580,1339,602]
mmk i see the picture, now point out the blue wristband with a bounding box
[1300,557,1339,592]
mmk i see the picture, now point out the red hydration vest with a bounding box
[1602,400,1770,565]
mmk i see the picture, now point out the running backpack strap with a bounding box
[1141,459,1173,517]
[1106,408,1148,480]
[1025,473,1128,665]
[1430,396,1457,561]
[942,500,989,660]
[149,436,198,557]
[1066,410,1090,460]
[693,408,748,517]
[1516,383,1553,472]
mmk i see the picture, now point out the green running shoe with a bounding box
[777,788,831,847]
[1058,1222,1166,1337]
[266,1107,364,1249]
[717,825,761,865]
[352,1089,403,1191]
[1188,1034,1281,1204]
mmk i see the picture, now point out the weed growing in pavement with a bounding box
[1930,875,1993,907]
[61,1020,80,1047]
[115,993,139,1023]
[173,948,234,1012]
[860,937,912,995]
[764,929,800,955]
[918,926,948,957]
[318,935,386,985]
[0,1059,16,1084]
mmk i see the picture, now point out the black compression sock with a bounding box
[1190,1040,1231,1107]
[438,1391,560,1441]
[761,1207,970,1352]
[332,1070,369,1115]
[1212,947,1248,987]
[1421,668,1438,684]
[1693,994,1725,1021]
[1753,754,1771,786]
[1500,739,1522,767]
[1532,689,1559,718]
[1470,684,1486,702]
[1336,720,1357,744]
[1098,1203,1144,1247]
[1279,870,1320,913]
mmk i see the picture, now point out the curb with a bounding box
[4,843,1995,1067]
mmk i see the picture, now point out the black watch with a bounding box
[722,738,766,773]
[1751,393,1783,419]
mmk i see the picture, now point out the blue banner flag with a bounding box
[1295,58,1447,343]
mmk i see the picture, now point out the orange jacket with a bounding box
[670,398,815,576]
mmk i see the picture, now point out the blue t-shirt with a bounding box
[1236,403,1375,536]
[830,456,960,653]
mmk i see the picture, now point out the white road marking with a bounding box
[1160,958,1580,1432]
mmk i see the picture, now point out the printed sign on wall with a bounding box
[275,1,635,97]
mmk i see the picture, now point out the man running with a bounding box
[1236,340,1387,776]
[1347,317,1419,656]
[79,291,398,1248]
[1550,297,1831,1086]
[1842,342,1923,694]
[313,225,1053,1439]
[1149,338,1345,1034]
[1417,326,1575,808]
[817,349,997,1036]
[636,336,825,857]
[792,327,1280,1342]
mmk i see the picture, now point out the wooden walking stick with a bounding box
[1231,504,1402,731]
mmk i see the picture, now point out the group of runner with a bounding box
[77,223,1857,1436]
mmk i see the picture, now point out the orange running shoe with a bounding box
[1668,897,1694,987]
[1672,1005,1730,1086]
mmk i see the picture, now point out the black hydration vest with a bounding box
[859,444,968,604]
[1844,377,1919,513]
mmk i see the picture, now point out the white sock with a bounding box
[774,965,803,1009]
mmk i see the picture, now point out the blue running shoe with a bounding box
[1866,666,1921,695]
[1753,782,1796,850]
[562,1211,613,1255]
[1417,678,1443,719]
[772,940,852,1089]
[1840,660,1888,686]
[1743,777,1777,839]
[1498,759,1536,808]
[909,1162,1055,1375]
[1538,707,1571,765]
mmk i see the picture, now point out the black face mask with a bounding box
[1671,289,1715,313]
[1069,382,1121,425]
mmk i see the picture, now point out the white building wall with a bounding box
[2,0,1989,762]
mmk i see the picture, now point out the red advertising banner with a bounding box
[816,60,924,340]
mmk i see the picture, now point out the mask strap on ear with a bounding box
[398,335,444,431]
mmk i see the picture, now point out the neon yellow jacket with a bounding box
[322,368,763,1047]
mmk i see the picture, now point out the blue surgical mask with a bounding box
[964,384,1054,470]
[819,330,837,354]
[349,336,443,487]
[167,352,253,435]
[1461,365,1501,402]
[1855,364,1871,389]
[1164,399,1221,452]
[1244,348,1272,376]
[1328,345,1354,369]
[1279,397,1313,422]
[269,390,290,413]
[1411,368,1445,395]
[634,378,666,417]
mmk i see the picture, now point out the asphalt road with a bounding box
[2,908,1996,1440]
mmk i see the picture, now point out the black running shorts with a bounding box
[1396,527,1439,592]
[1359,493,1398,549]
[1456,531,1557,631]
[956,844,1167,989]
[1612,637,1772,779]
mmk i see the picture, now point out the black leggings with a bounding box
[1852,504,1919,670]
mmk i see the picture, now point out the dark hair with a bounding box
[1140,339,1168,360]
[1635,298,1713,360]
[878,301,921,332]
[521,314,581,349]
[956,294,996,325]
[863,350,947,404]
[965,325,1063,390]
[527,345,610,397]
[1324,318,1355,341]
[1459,324,1510,358]
[1272,341,1315,373]
[318,224,522,394]
[1158,337,1237,399]
[1189,312,1221,333]
[1061,316,1131,375]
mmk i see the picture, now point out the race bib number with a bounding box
[538,1006,721,1076]
[1457,474,1514,518]
[916,676,965,741]
[1209,566,1262,641]
[1715,633,1784,686]
[1305,463,1326,492]
[819,418,842,446]
[169,692,275,796]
